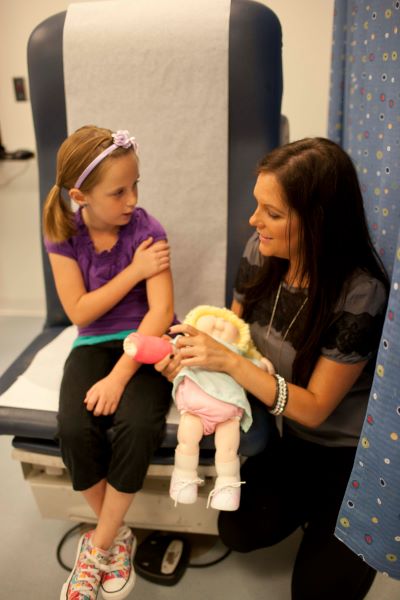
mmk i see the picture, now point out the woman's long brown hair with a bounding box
[242,137,389,385]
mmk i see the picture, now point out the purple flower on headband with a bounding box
[74,129,138,189]
[112,130,138,151]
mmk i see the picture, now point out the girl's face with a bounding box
[82,152,139,230]
[249,172,301,264]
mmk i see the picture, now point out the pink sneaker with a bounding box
[60,530,109,600]
[169,469,204,506]
[207,478,245,511]
[100,526,137,600]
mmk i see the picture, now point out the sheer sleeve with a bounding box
[233,232,264,303]
[321,272,387,363]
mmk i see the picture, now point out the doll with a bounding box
[124,305,274,512]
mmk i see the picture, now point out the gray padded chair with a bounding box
[0,0,283,534]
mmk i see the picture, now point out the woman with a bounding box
[160,138,389,600]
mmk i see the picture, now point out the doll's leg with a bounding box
[208,418,244,512]
[170,412,205,505]
[214,416,241,464]
[176,411,204,456]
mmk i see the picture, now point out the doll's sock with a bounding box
[174,450,199,479]
[215,457,240,481]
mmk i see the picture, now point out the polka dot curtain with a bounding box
[329,0,400,579]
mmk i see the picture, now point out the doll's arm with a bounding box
[124,332,173,364]
[259,356,275,374]
[249,355,275,375]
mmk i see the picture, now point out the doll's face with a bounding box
[195,315,239,344]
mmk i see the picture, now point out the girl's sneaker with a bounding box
[60,530,109,600]
[100,526,137,600]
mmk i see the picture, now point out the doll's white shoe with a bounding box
[207,477,245,511]
[169,469,204,506]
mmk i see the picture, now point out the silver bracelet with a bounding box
[269,374,288,415]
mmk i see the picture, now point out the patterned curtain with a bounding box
[328,0,400,579]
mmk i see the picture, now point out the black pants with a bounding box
[57,341,172,493]
[218,431,376,600]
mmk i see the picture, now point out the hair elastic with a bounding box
[74,130,138,189]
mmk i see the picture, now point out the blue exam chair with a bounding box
[0,0,283,534]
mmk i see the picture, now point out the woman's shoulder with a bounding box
[341,269,387,316]
[234,232,268,299]
[242,231,264,266]
[321,269,388,362]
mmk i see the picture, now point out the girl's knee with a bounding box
[114,418,162,450]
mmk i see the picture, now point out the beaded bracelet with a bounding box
[269,374,289,415]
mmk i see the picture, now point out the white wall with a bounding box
[0,0,101,317]
[0,160,44,316]
[266,0,335,142]
[0,0,102,151]
[0,0,334,151]
[0,0,334,316]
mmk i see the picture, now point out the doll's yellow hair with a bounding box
[183,305,264,360]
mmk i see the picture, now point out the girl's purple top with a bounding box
[44,207,168,337]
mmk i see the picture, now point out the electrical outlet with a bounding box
[13,77,27,101]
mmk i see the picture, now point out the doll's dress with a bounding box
[171,338,255,432]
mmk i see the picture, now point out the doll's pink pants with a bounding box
[175,376,243,435]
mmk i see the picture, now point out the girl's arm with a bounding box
[169,323,367,429]
[85,268,174,416]
[102,268,174,387]
[48,237,170,327]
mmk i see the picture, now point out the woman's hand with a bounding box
[154,338,183,381]
[84,374,125,416]
[130,237,170,281]
[167,324,236,373]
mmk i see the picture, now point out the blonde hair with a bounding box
[43,125,137,242]
[183,304,264,360]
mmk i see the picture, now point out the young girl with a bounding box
[43,125,174,600]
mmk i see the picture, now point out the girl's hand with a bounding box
[154,337,183,381]
[168,324,235,373]
[131,237,170,281]
[84,374,125,416]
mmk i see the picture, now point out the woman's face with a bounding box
[249,172,301,264]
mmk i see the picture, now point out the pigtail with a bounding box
[42,184,75,243]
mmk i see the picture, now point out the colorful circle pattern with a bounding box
[329,0,400,581]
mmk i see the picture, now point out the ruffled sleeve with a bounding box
[44,236,76,259]
[43,210,83,260]
[130,207,167,246]
[233,232,264,303]
[321,272,387,363]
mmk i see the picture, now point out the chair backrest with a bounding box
[28,0,282,328]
